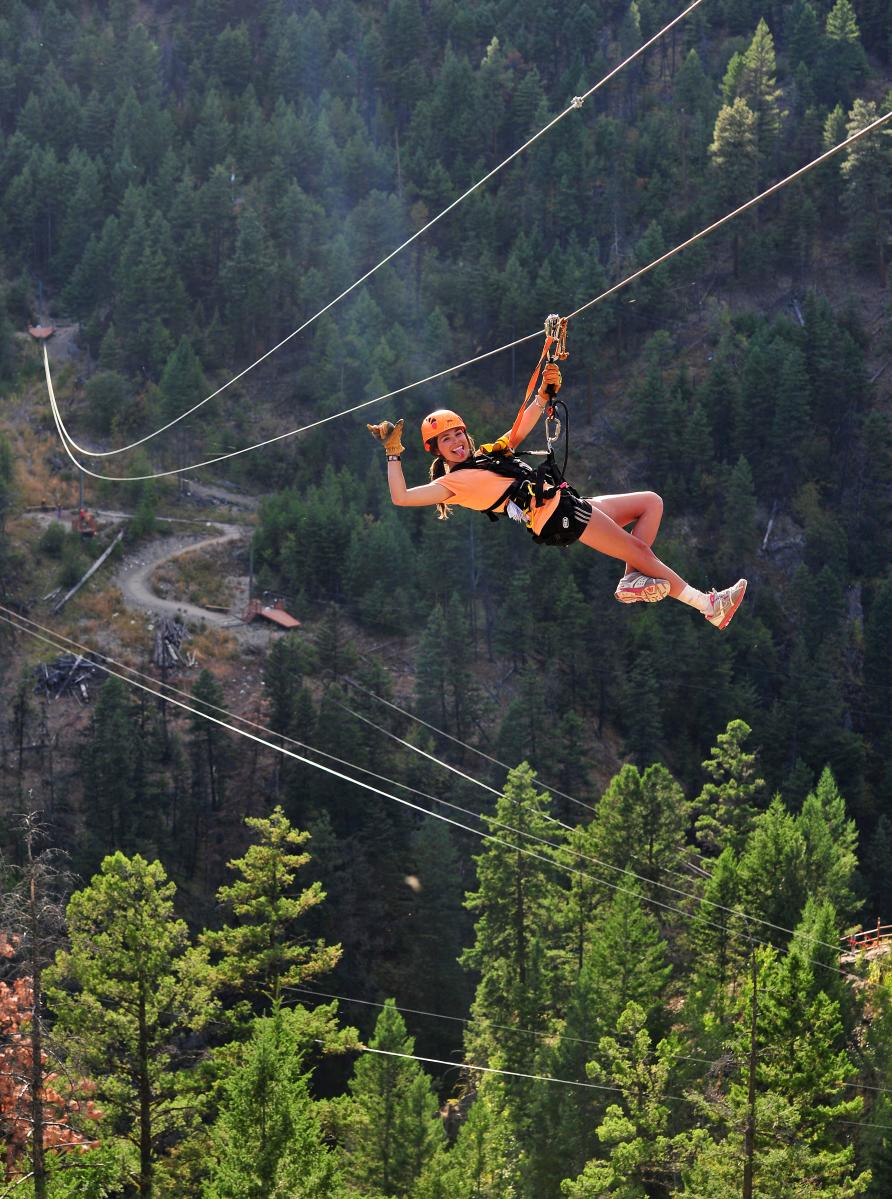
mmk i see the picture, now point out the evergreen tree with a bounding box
[204,1005,347,1199]
[737,797,808,940]
[841,99,892,284]
[819,0,868,106]
[158,334,207,478]
[460,765,563,1149]
[590,762,690,911]
[46,854,215,1199]
[335,999,445,1197]
[561,1002,684,1198]
[683,940,867,1197]
[201,806,341,1011]
[583,887,673,1035]
[709,98,759,275]
[797,768,860,922]
[413,1078,523,1199]
[80,675,138,864]
[694,719,765,857]
[686,846,745,1034]
[738,18,782,163]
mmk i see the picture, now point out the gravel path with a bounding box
[113,524,247,626]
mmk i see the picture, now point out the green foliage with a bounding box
[562,1002,684,1199]
[203,1006,347,1199]
[84,369,130,435]
[202,805,342,1009]
[45,853,216,1199]
[414,1079,522,1199]
[694,719,765,856]
[335,999,445,1197]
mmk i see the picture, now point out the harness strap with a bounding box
[508,334,554,447]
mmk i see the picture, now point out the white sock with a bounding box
[677,584,712,614]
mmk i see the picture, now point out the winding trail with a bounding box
[113,523,247,626]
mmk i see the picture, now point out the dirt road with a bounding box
[113,524,247,626]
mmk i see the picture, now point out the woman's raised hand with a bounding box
[367,419,405,457]
[542,362,562,395]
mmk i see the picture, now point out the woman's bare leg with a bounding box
[578,503,688,597]
[588,491,663,575]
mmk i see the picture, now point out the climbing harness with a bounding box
[450,314,587,548]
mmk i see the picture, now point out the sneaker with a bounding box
[705,579,747,629]
[614,572,671,604]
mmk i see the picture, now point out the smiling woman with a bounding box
[368,363,747,631]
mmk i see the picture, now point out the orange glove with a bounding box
[367,419,405,457]
[541,362,562,396]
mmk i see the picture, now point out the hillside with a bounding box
[0,1,891,1196]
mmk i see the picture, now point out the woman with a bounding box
[368,364,746,629]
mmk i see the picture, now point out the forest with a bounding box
[0,0,891,1195]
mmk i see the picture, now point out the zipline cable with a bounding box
[291,982,892,1096]
[51,0,706,462]
[338,674,713,888]
[0,600,852,966]
[43,109,892,483]
[333,695,858,963]
[346,1046,892,1128]
[0,604,861,980]
[342,673,597,815]
[352,1043,691,1099]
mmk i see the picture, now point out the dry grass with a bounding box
[190,626,240,663]
[150,544,238,609]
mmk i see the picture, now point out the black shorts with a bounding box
[533,492,593,547]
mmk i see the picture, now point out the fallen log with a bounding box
[51,529,125,613]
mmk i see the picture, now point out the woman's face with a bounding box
[437,426,470,464]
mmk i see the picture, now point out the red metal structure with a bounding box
[843,920,892,953]
[243,597,300,629]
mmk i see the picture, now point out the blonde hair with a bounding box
[428,433,477,520]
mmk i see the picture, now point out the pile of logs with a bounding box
[35,654,107,703]
[153,617,192,670]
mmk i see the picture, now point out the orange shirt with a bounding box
[436,460,560,535]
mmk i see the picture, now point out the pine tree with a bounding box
[201,806,341,1011]
[584,887,673,1035]
[590,762,690,911]
[737,797,808,941]
[460,764,563,1152]
[80,675,138,864]
[819,0,868,106]
[723,455,758,568]
[709,98,759,275]
[414,1078,523,1199]
[46,854,215,1199]
[797,768,860,922]
[682,940,869,1197]
[335,1000,445,1197]
[694,719,765,857]
[686,846,745,1035]
[204,1005,346,1199]
[841,99,892,284]
[561,1002,684,1198]
[738,19,782,162]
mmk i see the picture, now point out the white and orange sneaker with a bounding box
[614,572,671,604]
[705,579,747,629]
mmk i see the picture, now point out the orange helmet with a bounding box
[421,409,466,454]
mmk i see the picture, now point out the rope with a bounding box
[44,109,892,483]
[0,604,862,981]
[50,0,706,462]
